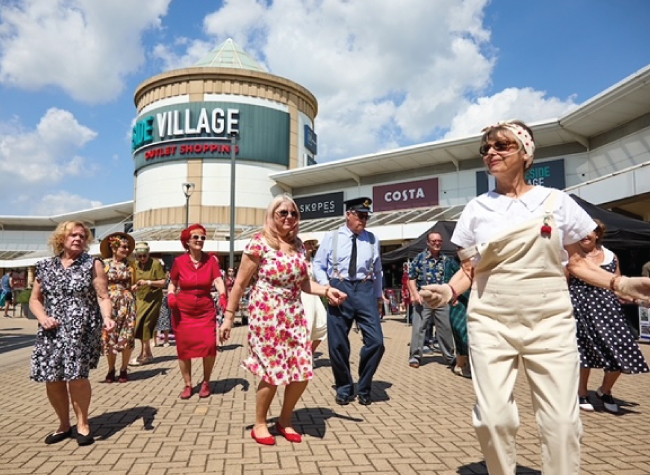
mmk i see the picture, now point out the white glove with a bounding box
[419,284,453,308]
[616,276,650,302]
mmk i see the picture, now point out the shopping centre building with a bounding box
[2,39,650,288]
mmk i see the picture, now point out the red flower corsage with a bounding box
[541,215,552,236]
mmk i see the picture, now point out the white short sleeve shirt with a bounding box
[452,186,597,262]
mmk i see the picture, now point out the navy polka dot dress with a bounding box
[569,251,649,374]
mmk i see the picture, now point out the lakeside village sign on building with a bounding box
[131,101,291,172]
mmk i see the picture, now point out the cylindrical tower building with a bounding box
[132,38,318,238]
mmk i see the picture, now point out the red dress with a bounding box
[170,253,222,359]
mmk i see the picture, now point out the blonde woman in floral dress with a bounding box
[99,232,137,383]
[220,194,346,446]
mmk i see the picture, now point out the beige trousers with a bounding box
[467,191,582,474]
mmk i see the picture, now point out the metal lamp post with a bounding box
[228,132,239,270]
[182,182,195,228]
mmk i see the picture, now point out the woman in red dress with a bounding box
[168,224,227,399]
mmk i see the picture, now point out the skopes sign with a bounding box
[295,192,344,220]
[132,101,290,172]
[373,178,439,212]
[476,158,566,194]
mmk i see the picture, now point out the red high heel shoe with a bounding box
[275,422,302,443]
[251,429,276,445]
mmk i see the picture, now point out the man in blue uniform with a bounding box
[313,197,385,406]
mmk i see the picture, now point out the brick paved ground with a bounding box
[1,312,650,475]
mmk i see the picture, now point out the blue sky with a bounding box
[1,0,649,216]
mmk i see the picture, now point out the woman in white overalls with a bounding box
[420,121,650,475]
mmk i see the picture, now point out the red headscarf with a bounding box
[180,223,207,250]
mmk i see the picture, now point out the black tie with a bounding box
[348,234,358,279]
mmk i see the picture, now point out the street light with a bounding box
[182,182,195,228]
[228,132,239,270]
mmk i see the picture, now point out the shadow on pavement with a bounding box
[211,377,250,394]
[313,356,331,369]
[125,367,170,381]
[0,332,35,354]
[219,343,244,352]
[91,406,158,440]
[251,408,364,439]
[370,380,392,403]
[457,461,540,474]
[148,355,178,363]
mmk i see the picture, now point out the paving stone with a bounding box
[1,315,650,474]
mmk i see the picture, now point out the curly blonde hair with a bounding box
[48,221,93,256]
[262,194,300,251]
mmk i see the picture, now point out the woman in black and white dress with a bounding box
[30,221,114,446]
[570,219,649,413]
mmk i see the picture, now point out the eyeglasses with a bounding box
[428,240,443,244]
[276,210,298,219]
[191,235,206,241]
[479,141,518,156]
[135,253,148,258]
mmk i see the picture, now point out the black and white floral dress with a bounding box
[30,253,103,382]
[569,247,649,374]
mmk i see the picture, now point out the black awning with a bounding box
[381,221,457,264]
[570,194,650,250]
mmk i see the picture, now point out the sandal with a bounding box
[118,369,128,383]
[105,370,116,383]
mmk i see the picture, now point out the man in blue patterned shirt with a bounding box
[407,231,459,368]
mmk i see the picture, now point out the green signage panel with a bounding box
[133,101,290,172]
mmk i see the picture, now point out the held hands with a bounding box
[326,288,347,306]
[219,318,233,343]
[615,276,650,303]
[103,317,116,332]
[419,284,453,308]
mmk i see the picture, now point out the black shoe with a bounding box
[76,431,95,446]
[358,394,372,406]
[44,428,72,445]
[335,395,352,406]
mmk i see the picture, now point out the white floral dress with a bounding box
[30,253,103,382]
[241,233,313,385]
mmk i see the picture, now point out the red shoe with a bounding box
[198,381,211,398]
[105,370,116,383]
[251,429,275,446]
[118,369,128,383]
[180,385,193,400]
[275,422,302,443]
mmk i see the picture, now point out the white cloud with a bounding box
[0,0,172,103]
[0,107,97,184]
[33,190,102,215]
[154,0,581,162]
[444,88,579,139]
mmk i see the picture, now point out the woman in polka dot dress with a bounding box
[569,219,649,413]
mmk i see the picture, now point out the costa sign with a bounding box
[373,178,439,212]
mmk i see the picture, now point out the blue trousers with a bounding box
[327,280,385,399]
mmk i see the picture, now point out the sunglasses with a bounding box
[428,240,443,244]
[135,253,148,258]
[351,211,369,221]
[276,210,298,219]
[191,235,206,241]
[479,140,517,156]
